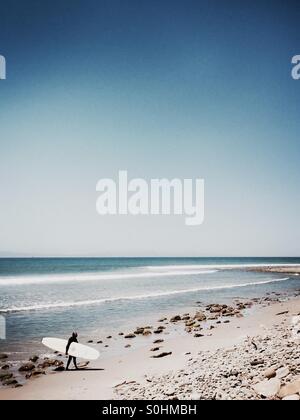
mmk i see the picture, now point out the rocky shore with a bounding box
[247,265,300,275]
[1,291,299,400]
[115,315,300,400]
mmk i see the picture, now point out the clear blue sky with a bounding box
[0,0,299,256]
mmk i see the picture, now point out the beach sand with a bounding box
[0,295,299,400]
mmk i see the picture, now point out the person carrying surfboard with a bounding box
[66,332,79,370]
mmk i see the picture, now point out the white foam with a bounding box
[146,263,300,271]
[0,269,217,286]
[1,277,289,313]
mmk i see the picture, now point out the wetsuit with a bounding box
[66,335,78,370]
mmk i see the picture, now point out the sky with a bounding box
[0,0,299,257]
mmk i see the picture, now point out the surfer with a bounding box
[66,332,79,370]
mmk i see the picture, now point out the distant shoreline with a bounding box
[248,266,300,275]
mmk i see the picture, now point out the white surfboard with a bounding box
[42,337,99,360]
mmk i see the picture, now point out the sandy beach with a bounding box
[1,292,299,400]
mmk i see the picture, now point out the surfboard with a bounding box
[42,337,99,360]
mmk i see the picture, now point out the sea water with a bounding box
[0,257,299,357]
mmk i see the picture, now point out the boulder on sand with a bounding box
[124,333,136,339]
[170,315,181,322]
[263,368,276,379]
[194,311,206,321]
[151,352,172,358]
[18,362,35,372]
[3,378,18,386]
[278,378,300,399]
[0,372,13,381]
[253,378,281,397]
[276,366,289,379]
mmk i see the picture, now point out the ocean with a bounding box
[0,257,299,358]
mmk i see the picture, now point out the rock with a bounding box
[151,352,172,358]
[276,311,289,316]
[19,362,35,372]
[150,347,160,352]
[97,340,103,343]
[0,353,8,360]
[278,378,300,398]
[263,368,276,379]
[87,340,93,343]
[3,378,18,386]
[106,336,112,339]
[125,344,131,348]
[31,369,45,376]
[118,332,124,336]
[29,355,39,363]
[165,388,175,396]
[194,311,206,321]
[153,339,164,344]
[276,366,289,379]
[185,320,196,327]
[250,359,264,366]
[143,330,152,336]
[0,372,13,381]
[194,333,204,338]
[282,394,300,400]
[158,318,167,322]
[153,329,163,334]
[134,328,144,335]
[209,304,224,313]
[124,333,136,339]
[253,378,281,397]
[170,315,181,322]
[38,359,63,369]
[1,364,9,370]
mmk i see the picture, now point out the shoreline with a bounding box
[1,291,299,400]
[247,266,300,275]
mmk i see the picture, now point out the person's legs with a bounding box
[73,357,78,369]
[66,356,72,370]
